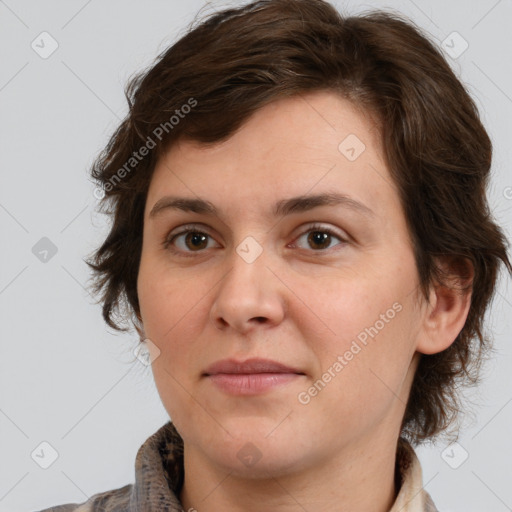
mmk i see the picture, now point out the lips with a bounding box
[203,358,304,376]
[203,358,305,395]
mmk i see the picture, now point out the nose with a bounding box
[209,244,286,334]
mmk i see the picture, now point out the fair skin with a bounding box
[137,91,472,512]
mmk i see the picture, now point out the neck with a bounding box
[179,430,400,512]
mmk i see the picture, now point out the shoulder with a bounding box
[36,483,132,512]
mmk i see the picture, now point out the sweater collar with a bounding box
[129,421,438,512]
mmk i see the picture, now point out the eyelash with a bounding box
[162,223,349,257]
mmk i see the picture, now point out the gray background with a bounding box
[0,1,511,511]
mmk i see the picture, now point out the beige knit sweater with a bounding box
[38,422,438,512]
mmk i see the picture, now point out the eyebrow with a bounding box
[149,192,375,220]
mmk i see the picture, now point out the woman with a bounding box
[40,0,511,510]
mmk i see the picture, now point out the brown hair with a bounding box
[85,0,511,444]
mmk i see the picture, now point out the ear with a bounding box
[416,256,474,355]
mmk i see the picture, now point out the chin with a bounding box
[201,421,311,476]
[214,441,310,480]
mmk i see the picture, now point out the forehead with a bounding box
[147,91,397,220]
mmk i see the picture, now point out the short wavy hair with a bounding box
[85,0,511,444]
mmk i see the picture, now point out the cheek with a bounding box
[138,270,210,420]
[293,270,398,354]
[137,268,216,404]
[322,301,418,423]
[138,258,208,342]
[300,271,418,411]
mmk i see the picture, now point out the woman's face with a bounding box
[137,91,430,476]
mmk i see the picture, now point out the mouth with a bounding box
[202,358,306,395]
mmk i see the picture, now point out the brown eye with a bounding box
[292,225,347,252]
[164,227,221,255]
[183,232,209,251]
[307,231,332,250]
